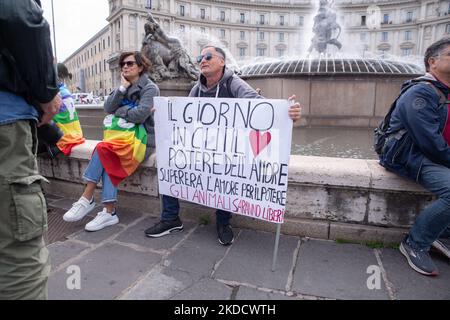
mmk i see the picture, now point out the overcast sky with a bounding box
[41,0,110,62]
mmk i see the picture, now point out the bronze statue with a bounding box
[142,13,198,82]
[308,0,342,55]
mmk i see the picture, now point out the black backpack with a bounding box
[373,78,450,156]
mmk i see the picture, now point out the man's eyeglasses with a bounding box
[196,52,223,63]
[120,61,137,68]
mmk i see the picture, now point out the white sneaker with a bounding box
[63,197,96,222]
[85,209,119,232]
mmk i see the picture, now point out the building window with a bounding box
[240,31,245,40]
[382,13,389,24]
[220,11,225,22]
[404,30,412,41]
[180,5,185,16]
[201,27,206,34]
[104,60,107,72]
[406,11,413,22]
[278,32,284,42]
[257,48,266,56]
[448,3,450,14]
[279,16,284,26]
[402,48,412,56]
[103,39,106,49]
[240,13,245,23]
[361,15,366,26]
[299,16,304,26]
[200,8,205,19]
[277,49,285,57]
[259,15,265,25]
[239,48,246,57]
[145,0,152,10]
[381,31,388,42]
[108,36,110,47]
[446,24,450,33]
[220,29,225,38]
[259,31,265,41]
[360,32,367,42]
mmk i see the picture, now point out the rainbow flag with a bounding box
[95,99,147,186]
[53,84,85,155]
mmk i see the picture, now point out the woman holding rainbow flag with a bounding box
[63,52,160,232]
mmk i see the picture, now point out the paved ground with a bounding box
[45,194,450,300]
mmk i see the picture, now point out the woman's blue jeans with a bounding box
[83,149,117,204]
[409,158,450,249]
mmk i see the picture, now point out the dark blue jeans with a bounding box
[161,195,231,226]
[409,158,450,250]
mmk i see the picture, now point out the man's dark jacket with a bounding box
[380,73,450,181]
[0,0,58,105]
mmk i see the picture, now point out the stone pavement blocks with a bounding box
[48,240,90,271]
[115,216,196,251]
[120,266,194,300]
[378,248,450,300]
[50,198,80,211]
[292,239,390,300]
[213,230,299,291]
[45,207,95,244]
[48,242,161,300]
[164,224,229,280]
[73,225,125,244]
[235,287,297,300]
[170,279,233,300]
[114,206,144,225]
[44,193,63,205]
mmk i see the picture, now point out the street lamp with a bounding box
[51,0,57,61]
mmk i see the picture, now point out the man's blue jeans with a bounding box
[83,150,117,203]
[161,195,231,226]
[409,158,450,250]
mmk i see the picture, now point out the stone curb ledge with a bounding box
[39,140,432,244]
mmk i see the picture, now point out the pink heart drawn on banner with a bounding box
[249,130,272,158]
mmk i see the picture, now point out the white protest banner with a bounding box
[154,97,293,224]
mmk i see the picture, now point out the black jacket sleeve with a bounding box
[0,0,58,104]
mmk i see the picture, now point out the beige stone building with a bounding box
[63,0,450,95]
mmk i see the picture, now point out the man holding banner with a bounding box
[145,45,301,246]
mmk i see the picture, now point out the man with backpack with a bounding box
[145,45,302,246]
[378,37,450,276]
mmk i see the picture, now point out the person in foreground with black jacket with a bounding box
[379,37,450,276]
[0,0,61,299]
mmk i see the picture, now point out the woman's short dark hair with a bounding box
[119,51,151,75]
[424,37,450,71]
